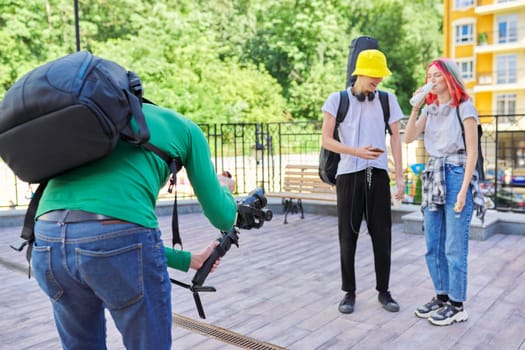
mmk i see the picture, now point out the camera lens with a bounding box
[264,210,273,221]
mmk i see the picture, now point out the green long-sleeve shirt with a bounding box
[36,103,237,271]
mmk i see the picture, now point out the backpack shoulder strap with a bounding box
[120,72,150,144]
[336,90,350,126]
[142,141,184,249]
[378,90,392,135]
[455,104,483,140]
[9,181,47,277]
[333,90,350,140]
[456,106,466,146]
[142,142,182,174]
[456,105,485,180]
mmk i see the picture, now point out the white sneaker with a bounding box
[429,303,468,326]
[415,297,445,319]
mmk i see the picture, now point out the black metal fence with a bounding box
[2,114,525,212]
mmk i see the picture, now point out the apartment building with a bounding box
[443,0,525,210]
[443,0,525,116]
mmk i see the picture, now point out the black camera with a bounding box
[170,187,273,319]
[235,187,273,229]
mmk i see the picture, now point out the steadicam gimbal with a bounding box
[170,187,273,319]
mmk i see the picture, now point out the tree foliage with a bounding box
[0,0,442,122]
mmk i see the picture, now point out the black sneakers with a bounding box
[378,291,400,312]
[338,292,355,314]
[339,291,400,313]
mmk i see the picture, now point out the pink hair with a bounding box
[424,58,469,107]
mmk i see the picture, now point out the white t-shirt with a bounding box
[321,89,404,176]
[421,100,479,158]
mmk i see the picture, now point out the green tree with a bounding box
[87,2,287,123]
[238,0,350,119]
[340,0,442,114]
[0,0,72,92]
[237,0,442,119]
[0,0,443,122]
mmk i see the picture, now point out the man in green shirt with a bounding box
[31,103,237,350]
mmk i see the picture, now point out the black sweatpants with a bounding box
[336,168,392,294]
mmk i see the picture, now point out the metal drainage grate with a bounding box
[172,313,288,350]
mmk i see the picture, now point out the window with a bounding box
[496,94,516,123]
[454,23,474,44]
[457,60,474,81]
[496,55,517,84]
[498,15,518,43]
[454,0,474,8]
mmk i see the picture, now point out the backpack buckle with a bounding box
[128,71,143,98]
[9,237,30,252]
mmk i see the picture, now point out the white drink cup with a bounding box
[409,82,433,107]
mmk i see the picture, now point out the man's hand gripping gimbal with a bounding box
[170,187,272,319]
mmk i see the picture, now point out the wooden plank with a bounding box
[267,163,336,202]
[265,192,336,201]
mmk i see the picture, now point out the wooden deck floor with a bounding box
[1,211,524,349]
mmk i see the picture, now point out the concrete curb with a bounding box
[2,198,523,240]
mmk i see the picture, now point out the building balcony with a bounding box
[475,38,525,54]
[475,68,525,93]
[474,81,525,93]
[475,0,525,15]
[474,25,525,53]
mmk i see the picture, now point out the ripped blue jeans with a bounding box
[32,220,172,350]
[423,164,474,302]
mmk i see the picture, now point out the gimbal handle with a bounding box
[191,227,239,287]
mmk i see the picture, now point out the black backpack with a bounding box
[319,90,391,185]
[456,106,485,181]
[0,51,182,266]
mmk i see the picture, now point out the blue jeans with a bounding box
[32,220,172,350]
[423,164,474,302]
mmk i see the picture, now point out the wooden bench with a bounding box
[266,164,336,223]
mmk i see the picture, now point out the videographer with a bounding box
[31,102,237,350]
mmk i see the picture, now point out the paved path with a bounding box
[1,211,524,349]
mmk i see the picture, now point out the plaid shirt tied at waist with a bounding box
[421,153,486,222]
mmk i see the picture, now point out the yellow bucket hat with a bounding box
[351,49,392,78]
